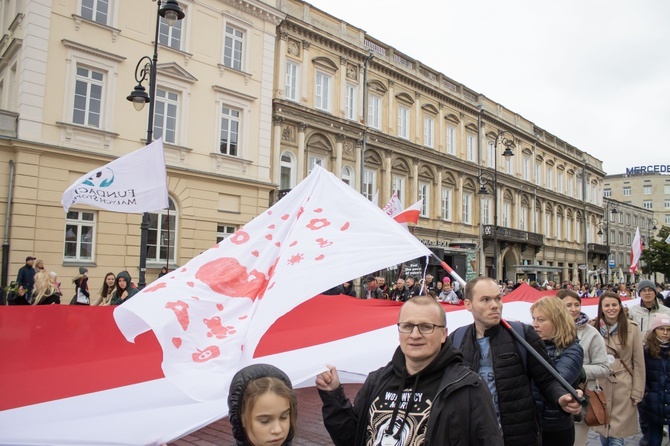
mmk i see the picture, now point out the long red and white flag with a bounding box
[630,227,643,274]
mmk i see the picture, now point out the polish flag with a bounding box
[629,227,643,274]
[393,199,423,225]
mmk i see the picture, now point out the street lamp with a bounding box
[597,201,618,284]
[645,218,658,279]
[480,131,515,281]
[126,0,184,289]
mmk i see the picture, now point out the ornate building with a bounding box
[268,0,606,284]
[0,0,284,293]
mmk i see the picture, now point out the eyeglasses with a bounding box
[397,322,445,334]
[656,327,670,334]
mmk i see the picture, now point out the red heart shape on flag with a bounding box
[172,337,182,349]
[251,250,259,257]
[216,303,224,311]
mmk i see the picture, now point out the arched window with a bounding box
[342,165,355,188]
[147,197,177,264]
[280,151,296,190]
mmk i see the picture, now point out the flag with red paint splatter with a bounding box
[114,166,431,401]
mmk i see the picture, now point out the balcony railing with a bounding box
[588,243,610,255]
[482,225,544,246]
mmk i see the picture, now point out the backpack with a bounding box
[451,321,528,372]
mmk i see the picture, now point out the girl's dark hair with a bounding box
[645,329,666,359]
[594,291,629,346]
[241,376,297,442]
[100,272,115,297]
[556,288,581,303]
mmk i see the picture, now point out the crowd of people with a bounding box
[226,275,670,446]
[6,254,169,306]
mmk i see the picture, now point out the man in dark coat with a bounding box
[15,256,36,305]
[316,296,503,445]
[450,276,583,446]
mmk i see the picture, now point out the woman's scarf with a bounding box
[599,319,618,338]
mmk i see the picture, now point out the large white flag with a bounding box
[629,226,643,274]
[113,166,432,401]
[61,139,168,213]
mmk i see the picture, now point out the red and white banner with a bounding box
[61,138,168,213]
[0,284,636,445]
[382,192,402,217]
[629,227,643,274]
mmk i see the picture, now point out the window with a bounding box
[643,200,653,210]
[392,176,405,203]
[523,156,530,181]
[502,203,510,228]
[619,252,624,267]
[81,0,109,25]
[618,231,623,244]
[368,94,381,129]
[604,188,611,198]
[665,200,670,209]
[572,219,577,242]
[446,126,456,155]
[557,215,563,239]
[567,175,573,195]
[342,166,354,187]
[441,187,452,221]
[363,169,375,201]
[545,214,551,238]
[665,185,670,194]
[315,71,332,112]
[220,105,240,156]
[520,206,528,231]
[641,218,645,229]
[154,88,178,144]
[308,155,325,174]
[634,216,638,226]
[610,229,615,244]
[623,186,631,196]
[73,66,103,127]
[466,135,476,162]
[345,84,356,120]
[625,213,631,225]
[223,25,244,70]
[462,193,472,224]
[618,212,622,224]
[280,151,295,190]
[626,233,631,245]
[285,62,299,102]
[481,197,492,225]
[644,185,652,195]
[487,141,495,168]
[216,224,236,243]
[506,156,514,175]
[419,182,429,217]
[665,214,670,224]
[397,106,409,139]
[159,15,183,50]
[557,172,564,193]
[535,162,542,186]
[423,116,434,148]
[147,198,177,264]
[64,210,95,261]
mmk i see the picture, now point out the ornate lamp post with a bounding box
[126,0,184,289]
[597,201,618,283]
[479,131,515,281]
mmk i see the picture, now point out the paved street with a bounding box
[169,384,666,446]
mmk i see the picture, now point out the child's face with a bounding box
[245,392,290,446]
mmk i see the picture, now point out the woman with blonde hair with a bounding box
[530,296,584,446]
[591,291,645,446]
[32,271,61,305]
[557,289,609,446]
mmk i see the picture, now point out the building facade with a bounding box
[0,0,284,295]
[269,0,606,284]
[604,172,669,229]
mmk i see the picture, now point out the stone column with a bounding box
[276,32,288,99]
[297,123,307,181]
[272,116,283,185]
[334,134,344,177]
[300,41,310,106]
[383,149,392,204]
[339,57,347,119]
[414,92,421,144]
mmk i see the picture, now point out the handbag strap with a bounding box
[606,344,634,377]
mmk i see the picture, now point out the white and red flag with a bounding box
[382,192,403,217]
[393,199,423,225]
[629,227,643,274]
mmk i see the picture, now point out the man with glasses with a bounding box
[629,279,670,337]
[315,295,502,445]
[449,276,582,446]
[390,278,409,302]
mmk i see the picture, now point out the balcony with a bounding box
[588,243,610,255]
[482,225,544,246]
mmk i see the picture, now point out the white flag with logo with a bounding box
[61,139,168,213]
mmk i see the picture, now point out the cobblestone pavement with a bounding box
[170,384,667,445]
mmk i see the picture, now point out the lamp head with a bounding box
[610,207,618,214]
[159,0,185,27]
[478,184,489,195]
[597,228,603,236]
[127,84,150,111]
[502,147,514,159]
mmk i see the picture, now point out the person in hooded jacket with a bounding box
[316,295,503,446]
[110,271,139,305]
[639,313,670,446]
[228,363,297,446]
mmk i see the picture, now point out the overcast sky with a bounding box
[306,0,670,175]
